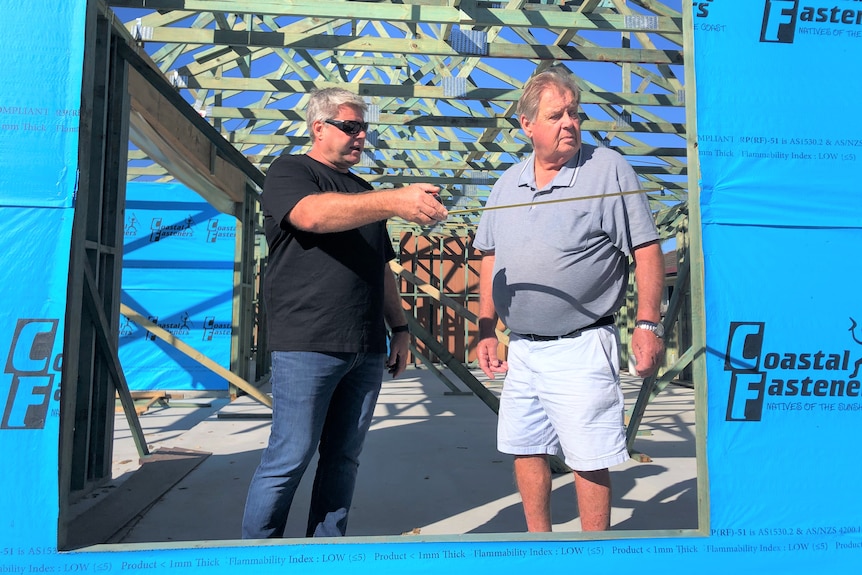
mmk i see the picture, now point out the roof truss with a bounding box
[112,0,688,238]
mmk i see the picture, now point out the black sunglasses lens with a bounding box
[342,120,366,135]
[326,119,368,135]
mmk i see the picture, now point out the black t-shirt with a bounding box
[261,154,395,353]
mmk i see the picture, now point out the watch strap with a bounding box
[635,320,664,338]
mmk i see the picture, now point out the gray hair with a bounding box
[517,67,581,122]
[306,88,367,137]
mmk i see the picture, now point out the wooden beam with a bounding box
[141,28,683,65]
[127,66,249,215]
[119,304,273,409]
[82,264,150,458]
[183,76,684,108]
[112,1,683,34]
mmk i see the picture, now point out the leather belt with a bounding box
[514,315,615,342]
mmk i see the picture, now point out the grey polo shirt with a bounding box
[473,144,659,336]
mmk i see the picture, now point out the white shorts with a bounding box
[497,326,629,472]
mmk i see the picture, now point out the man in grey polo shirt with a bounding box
[474,67,665,532]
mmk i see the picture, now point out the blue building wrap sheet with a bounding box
[0,1,861,574]
[695,0,862,561]
[120,182,236,392]
[0,0,84,553]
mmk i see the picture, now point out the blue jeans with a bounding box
[242,351,385,538]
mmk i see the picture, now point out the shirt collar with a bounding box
[517,149,583,191]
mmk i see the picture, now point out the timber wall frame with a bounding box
[58,3,269,548]
[57,0,705,547]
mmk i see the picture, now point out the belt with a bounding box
[514,315,615,342]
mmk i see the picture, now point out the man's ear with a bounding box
[520,114,533,139]
[310,118,324,142]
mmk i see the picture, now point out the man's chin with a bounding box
[550,143,578,159]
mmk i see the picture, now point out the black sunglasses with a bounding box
[324,119,369,136]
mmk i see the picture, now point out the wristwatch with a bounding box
[635,320,665,339]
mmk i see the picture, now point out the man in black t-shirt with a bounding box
[241,88,447,539]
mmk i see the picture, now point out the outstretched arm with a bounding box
[289,184,448,233]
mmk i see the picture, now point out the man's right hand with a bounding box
[477,336,508,380]
[392,184,448,225]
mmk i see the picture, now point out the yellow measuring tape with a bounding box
[445,188,655,216]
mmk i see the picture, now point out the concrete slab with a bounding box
[66,447,211,549]
[95,366,697,544]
